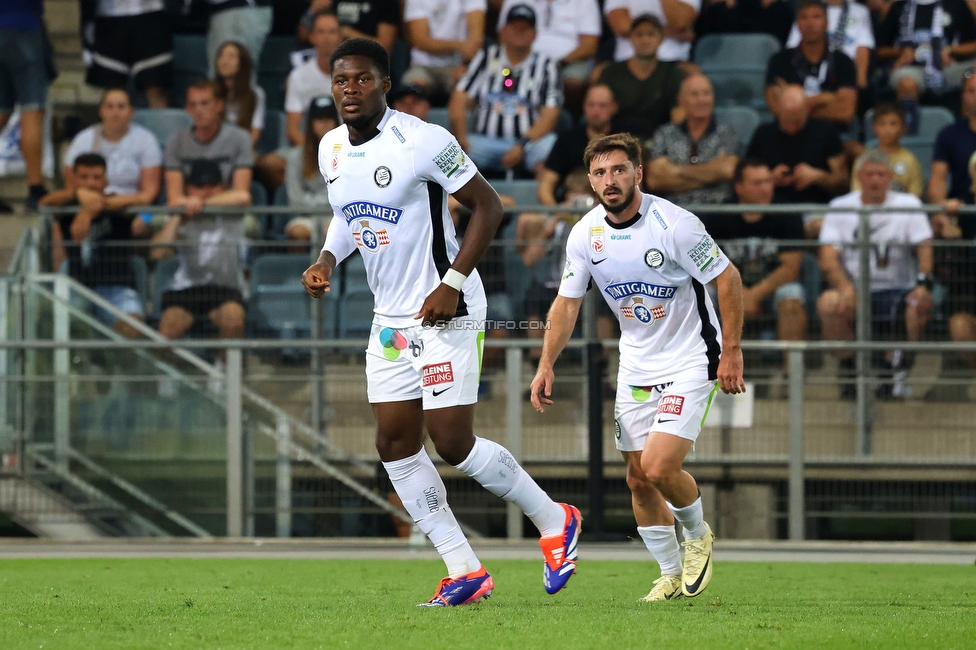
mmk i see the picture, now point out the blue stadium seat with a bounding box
[341,253,369,294]
[863,106,955,143]
[427,107,451,131]
[265,184,293,240]
[151,257,180,319]
[714,106,761,155]
[172,35,208,105]
[256,109,286,156]
[257,36,295,111]
[248,254,314,339]
[132,109,192,149]
[706,70,768,110]
[337,289,375,339]
[694,33,781,70]
[489,179,539,207]
[391,38,409,89]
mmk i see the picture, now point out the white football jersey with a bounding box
[559,193,730,385]
[319,107,486,328]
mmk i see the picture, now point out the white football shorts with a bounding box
[365,309,486,409]
[613,371,720,452]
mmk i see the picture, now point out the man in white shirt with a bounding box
[402,0,487,100]
[604,0,701,63]
[818,149,934,399]
[301,38,581,606]
[530,132,746,602]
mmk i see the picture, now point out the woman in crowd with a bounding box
[214,41,266,148]
[282,95,338,242]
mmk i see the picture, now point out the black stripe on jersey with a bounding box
[691,279,721,380]
[426,181,468,318]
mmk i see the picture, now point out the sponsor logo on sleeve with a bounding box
[433,142,469,178]
[422,362,455,387]
[687,233,721,272]
[658,395,685,416]
[341,201,404,225]
[392,125,406,143]
[562,259,574,280]
[374,166,391,188]
[590,226,605,254]
[652,208,668,230]
[330,143,342,172]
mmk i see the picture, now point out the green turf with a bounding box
[1,559,974,649]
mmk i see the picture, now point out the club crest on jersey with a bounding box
[331,143,341,172]
[590,226,604,254]
[353,220,390,252]
[603,281,677,301]
[620,297,667,325]
[374,166,391,188]
[645,248,664,268]
[341,201,404,225]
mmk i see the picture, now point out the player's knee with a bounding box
[641,458,677,488]
[625,464,652,495]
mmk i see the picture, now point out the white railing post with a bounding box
[787,349,805,540]
[53,275,70,470]
[226,347,243,537]
[276,414,292,538]
[505,346,523,540]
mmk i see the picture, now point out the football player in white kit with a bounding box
[301,39,581,607]
[530,133,746,602]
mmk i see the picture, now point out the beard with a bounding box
[598,183,636,215]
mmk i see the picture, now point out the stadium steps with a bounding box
[0,474,107,540]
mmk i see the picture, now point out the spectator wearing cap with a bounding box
[765,0,857,130]
[0,0,53,211]
[450,4,562,175]
[596,14,685,141]
[389,84,432,122]
[151,158,249,345]
[285,11,344,147]
[646,73,739,207]
[402,0,486,101]
[164,79,253,215]
[494,0,601,113]
[282,96,339,243]
[604,0,700,64]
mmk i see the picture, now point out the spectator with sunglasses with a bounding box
[449,4,562,176]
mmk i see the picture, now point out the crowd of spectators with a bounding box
[4,0,976,394]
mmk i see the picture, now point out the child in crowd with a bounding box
[853,102,923,197]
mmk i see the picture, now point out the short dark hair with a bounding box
[310,8,339,29]
[187,78,222,98]
[733,157,770,185]
[631,13,663,32]
[797,0,827,14]
[73,152,107,172]
[583,133,643,171]
[872,101,906,125]
[330,37,391,79]
[99,87,132,106]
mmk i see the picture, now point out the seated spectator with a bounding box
[402,0,486,101]
[746,84,848,238]
[282,95,339,242]
[164,80,253,216]
[703,159,807,367]
[205,0,273,76]
[876,0,976,130]
[929,71,976,239]
[151,159,248,344]
[646,73,739,207]
[696,0,795,46]
[786,0,875,91]
[449,4,561,176]
[53,88,162,210]
[854,103,923,197]
[0,0,52,211]
[389,84,432,122]
[214,41,266,149]
[256,10,343,189]
[495,0,601,111]
[536,83,618,206]
[765,0,857,130]
[297,0,399,55]
[817,149,933,399]
[47,153,148,339]
[604,0,700,64]
[81,0,172,109]
[596,14,685,142]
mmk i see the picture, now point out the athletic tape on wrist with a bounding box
[442,268,467,291]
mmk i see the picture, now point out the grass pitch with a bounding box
[1,558,974,649]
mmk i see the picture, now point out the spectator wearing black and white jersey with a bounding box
[448,4,562,176]
[205,0,274,77]
[81,0,173,108]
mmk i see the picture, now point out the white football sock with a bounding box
[384,448,481,578]
[668,496,709,541]
[454,436,565,538]
[637,525,682,576]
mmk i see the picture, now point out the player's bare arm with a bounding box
[302,250,337,298]
[415,173,504,327]
[530,295,583,412]
[713,263,746,394]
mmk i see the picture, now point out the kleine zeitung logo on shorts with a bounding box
[422,362,454,387]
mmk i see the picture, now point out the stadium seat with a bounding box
[706,69,768,110]
[130,255,149,313]
[337,289,375,339]
[248,254,314,339]
[863,106,955,143]
[391,38,410,89]
[132,109,192,149]
[694,33,781,70]
[151,257,180,319]
[265,184,293,240]
[256,109,287,156]
[427,107,451,131]
[342,253,369,294]
[172,35,208,105]
[257,36,295,112]
[489,179,539,207]
[713,106,761,155]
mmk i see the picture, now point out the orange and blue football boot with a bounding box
[418,566,494,607]
[539,503,582,594]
